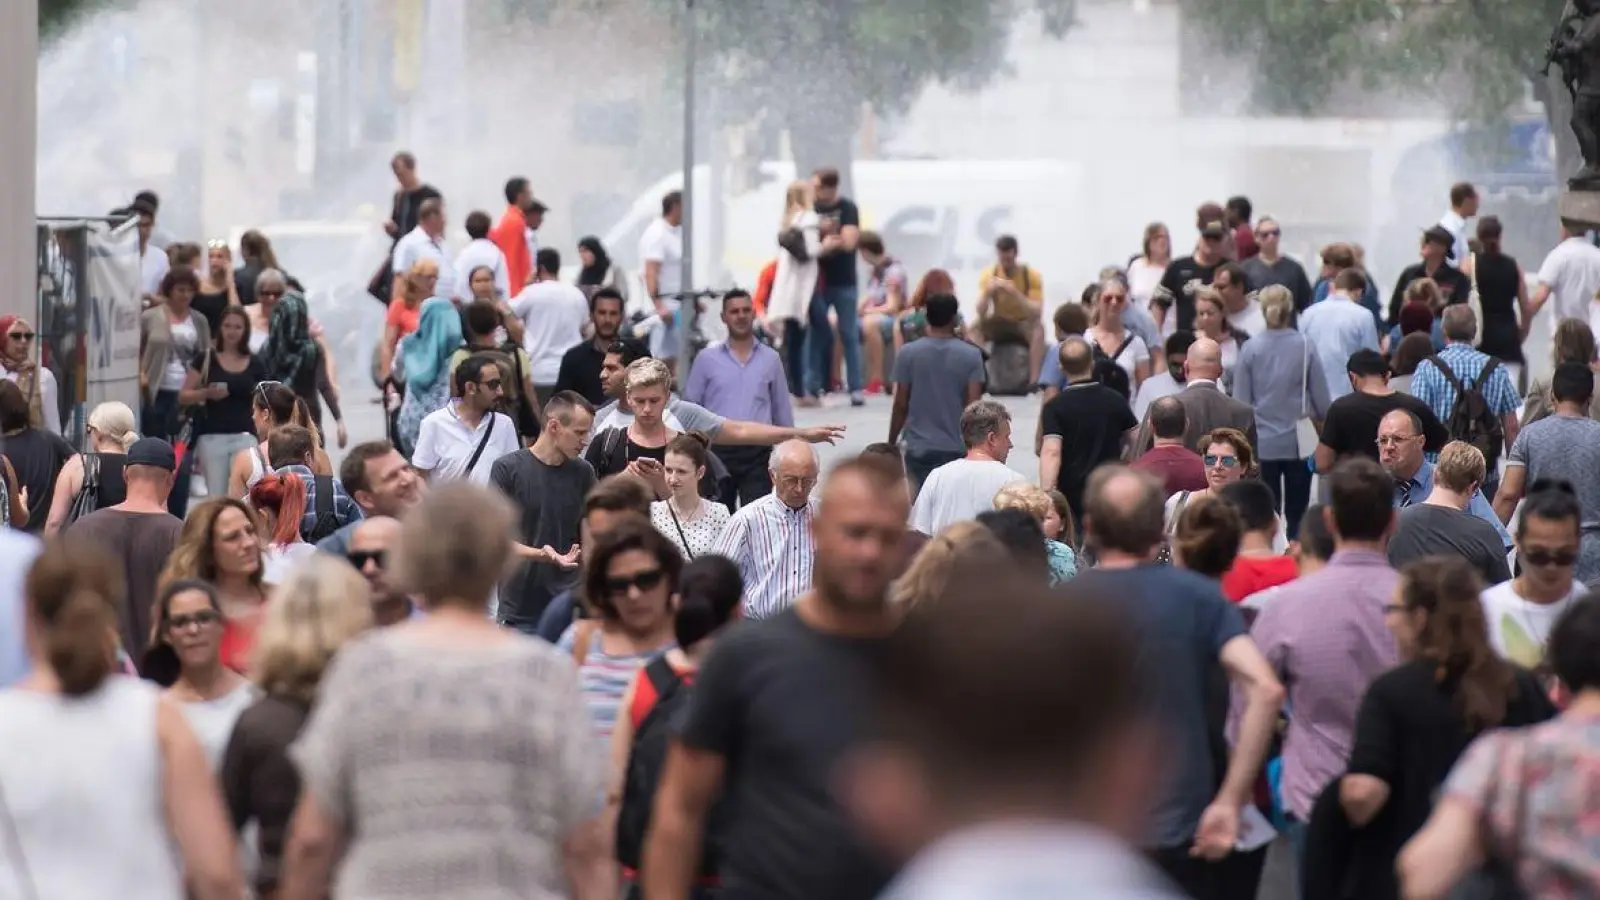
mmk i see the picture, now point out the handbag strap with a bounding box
[462,413,497,477]
[1300,334,1310,419]
[665,500,697,559]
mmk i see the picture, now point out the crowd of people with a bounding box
[4,162,1600,900]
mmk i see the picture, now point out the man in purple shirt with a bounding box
[683,289,795,508]
[1249,456,1399,858]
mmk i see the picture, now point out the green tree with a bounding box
[40,0,109,39]
[1183,0,1576,180]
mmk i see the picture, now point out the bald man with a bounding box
[710,439,822,619]
[347,516,417,625]
[1134,337,1256,457]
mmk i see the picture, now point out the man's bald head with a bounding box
[1185,338,1223,381]
[350,516,402,552]
[1058,335,1094,380]
[1083,466,1165,556]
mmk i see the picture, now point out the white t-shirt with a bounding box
[1087,327,1149,382]
[452,238,511,301]
[1132,371,1182,422]
[1228,297,1267,340]
[140,243,170,297]
[392,227,456,301]
[162,317,198,391]
[1127,258,1166,308]
[511,281,591,384]
[1537,237,1600,331]
[639,218,684,298]
[910,458,1028,536]
[412,405,521,486]
[262,543,318,588]
[1480,579,1582,670]
[1440,209,1471,268]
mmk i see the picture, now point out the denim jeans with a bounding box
[196,432,257,497]
[782,319,808,397]
[808,285,862,394]
[1260,459,1314,540]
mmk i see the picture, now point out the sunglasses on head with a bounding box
[1203,454,1239,468]
[206,239,228,250]
[1523,548,1578,568]
[254,380,285,402]
[605,568,666,596]
[347,549,387,570]
[167,609,222,631]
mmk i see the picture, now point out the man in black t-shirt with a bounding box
[644,456,908,900]
[1386,226,1473,327]
[811,167,867,405]
[1039,336,1139,523]
[1156,203,1227,333]
[1317,349,1448,473]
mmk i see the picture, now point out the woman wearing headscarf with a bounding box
[394,297,463,457]
[0,314,60,434]
[576,236,629,303]
[259,291,346,448]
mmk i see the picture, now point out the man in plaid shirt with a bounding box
[1410,304,1521,500]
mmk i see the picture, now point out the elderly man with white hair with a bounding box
[709,439,820,620]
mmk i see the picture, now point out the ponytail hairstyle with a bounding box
[86,401,139,451]
[26,537,126,696]
[249,472,309,547]
[673,554,743,650]
[289,395,324,448]
[253,381,298,426]
[665,431,711,471]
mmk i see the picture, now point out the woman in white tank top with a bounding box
[0,538,243,900]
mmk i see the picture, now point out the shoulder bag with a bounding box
[65,452,102,525]
[664,500,696,559]
[462,413,497,479]
[1295,336,1320,459]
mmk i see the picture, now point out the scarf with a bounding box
[260,292,319,386]
[402,298,464,390]
[577,236,612,286]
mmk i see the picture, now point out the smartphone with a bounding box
[210,382,230,396]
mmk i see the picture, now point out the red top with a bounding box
[1233,222,1259,260]
[1131,445,1208,497]
[629,661,695,729]
[489,205,532,293]
[752,260,778,318]
[1222,555,1299,604]
[219,618,258,674]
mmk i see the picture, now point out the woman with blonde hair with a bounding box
[222,555,373,900]
[1087,276,1151,392]
[892,520,1007,609]
[44,400,139,534]
[1523,317,1600,423]
[993,482,1078,582]
[767,180,822,403]
[1128,222,1172,312]
[1192,287,1248,378]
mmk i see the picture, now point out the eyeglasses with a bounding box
[776,475,818,490]
[347,549,387,570]
[7,332,34,342]
[1203,454,1239,468]
[1523,548,1579,568]
[1375,435,1420,448]
[604,568,666,596]
[167,609,222,631]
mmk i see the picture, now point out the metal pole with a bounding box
[678,0,696,386]
[0,0,38,326]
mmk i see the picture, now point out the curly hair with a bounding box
[1198,427,1257,477]
[158,496,264,591]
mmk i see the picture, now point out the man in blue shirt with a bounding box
[1379,408,1511,548]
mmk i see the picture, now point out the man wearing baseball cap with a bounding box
[1385,225,1472,328]
[1155,202,1229,336]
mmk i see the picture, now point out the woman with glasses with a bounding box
[139,265,212,445]
[562,518,683,744]
[649,433,731,559]
[43,400,137,534]
[176,306,267,499]
[0,313,60,434]
[222,555,373,900]
[195,239,241,333]
[249,471,317,586]
[0,539,244,900]
[144,579,260,769]
[1330,557,1554,900]
[1164,427,1286,555]
[158,497,269,675]
[234,230,303,307]
[1480,481,1584,671]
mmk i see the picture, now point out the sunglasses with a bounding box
[479,378,503,391]
[167,609,222,631]
[347,549,387,570]
[258,289,284,299]
[1523,548,1578,568]
[1257,229,1281,238]
[206,239,229,250]
[604,568,666,596]
[254,380,285,403]
[1203,454,1239,468]
[8,332,35,342]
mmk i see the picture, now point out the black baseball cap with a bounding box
[1346,349,1390,377]
[126,437,176,471]
[1422,225,1456,259]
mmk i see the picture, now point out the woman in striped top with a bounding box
[559,518,683,742]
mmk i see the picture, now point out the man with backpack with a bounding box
[266,425,363,543]
[1410,305,1520,502]
[975,234,1047,384]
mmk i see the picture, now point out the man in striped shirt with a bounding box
[711,440,820,619]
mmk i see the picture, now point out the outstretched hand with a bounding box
[800,424,847,445]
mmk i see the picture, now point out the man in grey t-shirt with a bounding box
[1494,363,1600,582]
[888,293,987,487]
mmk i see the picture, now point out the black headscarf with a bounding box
[577,236,612,286]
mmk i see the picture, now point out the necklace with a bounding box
[670,495,701,522]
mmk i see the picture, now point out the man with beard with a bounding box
[555,287,628,407]
[644,453,909,900]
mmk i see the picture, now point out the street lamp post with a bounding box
[678,0,696,387]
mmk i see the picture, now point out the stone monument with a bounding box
[1551,0,1600,225]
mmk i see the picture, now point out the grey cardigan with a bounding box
[139,306,212,404]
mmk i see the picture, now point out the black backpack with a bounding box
[1428,354,1505,464]
[616,658,725,877]
[1092,334,1136,400]
[305,474,340,543]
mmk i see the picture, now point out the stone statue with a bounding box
[1549,0,1600,190]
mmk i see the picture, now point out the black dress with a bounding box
[193,289,229,335]
[1474,252,1524,365]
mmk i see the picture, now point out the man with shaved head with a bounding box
[646,454,907,900]
[346,516,417,625]
[1134,337,1257,456]
[1075,465,1284,892]
[1040,336,1139,525]
[710,439,822,619]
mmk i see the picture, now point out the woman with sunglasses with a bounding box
[0,313,60,434]
[1331,557,1554,900]
[234,230,303,307]
[158,497,270,675]
[250,471,317,586]
[0,539,244,900]
[562,518,684,744]
[1087,276,1151,392]
[146,579,261,769]
[195,239,241,334]
[1481,481,1584,671]
[1164,427,1287,556]
[222,555,373,900]
[179,306,266,499]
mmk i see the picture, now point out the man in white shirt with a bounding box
[1533,217,1600,331]
[910,400,1028,536]
[134,200,169,302]
[638,190,685,366]
[1212,262,1265,338]
[391,197,455,302]
[452,210,510,301]
[709,440,820,620]
[511,248,591,405]
[411,354,522,486]
[1439,181,1479,267]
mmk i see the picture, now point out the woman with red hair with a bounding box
[895,268,958,353]
[249,471,316,587]
[0,314,60,435]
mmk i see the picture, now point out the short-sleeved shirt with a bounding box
[1086,327,1150,382]
[862,258,908,314]
[1041,382,1139,520]
[1386,503,1513,586]
[1507,413,1600,583]
[386,298,423,341]
[489,449,596,627]
[1157,255,1219,333]
[639,218,684,298]
[1410,344,1520,447]
[1537,236,1600,330]
[66,508,183,663]
[412,404,522,486]
[978,264,1044,322]
[679,606,894,900]
[1073,566,1246,847]
[891,337,986,455]
[1318,389,1450,464]
[814,198,861,288]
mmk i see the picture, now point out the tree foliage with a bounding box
[40,0,108,39]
